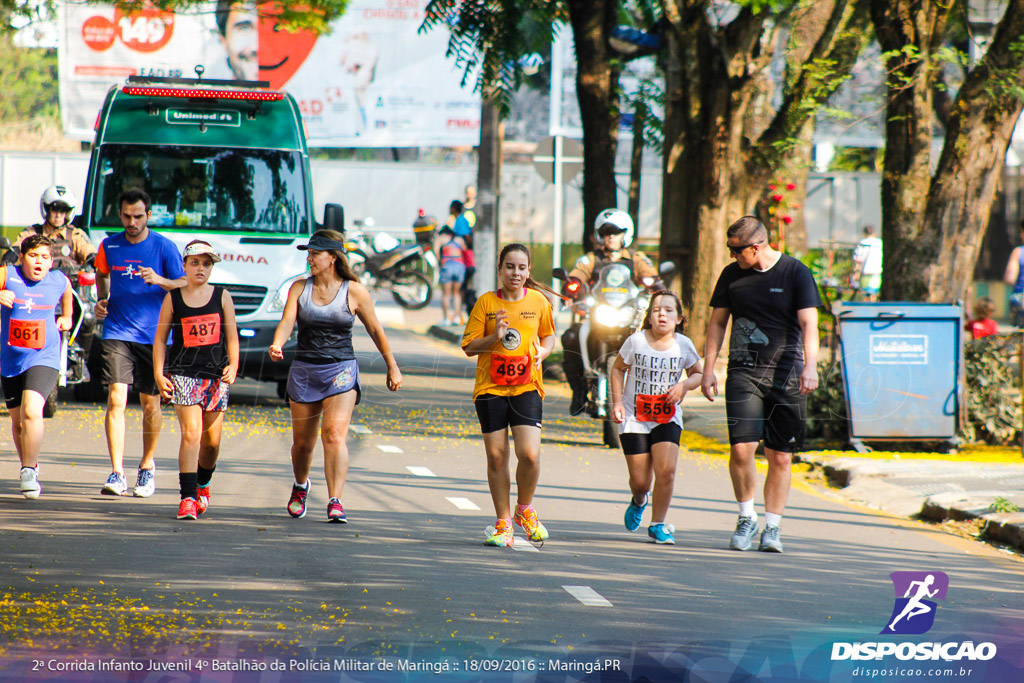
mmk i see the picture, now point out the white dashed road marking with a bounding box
[376,445,403,453]
[350,424,372,434]
[562,586,612,606]
[511,538,540,552]
[445,497,480,510]
[406,466,436,477]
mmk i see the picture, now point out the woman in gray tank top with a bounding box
[269,230,402,523]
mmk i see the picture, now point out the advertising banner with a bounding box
[57,0,480,147]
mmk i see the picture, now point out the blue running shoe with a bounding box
[624,493,648,532]
[101,471,127,496]
[648,523,675,544]
[758,525,784,553]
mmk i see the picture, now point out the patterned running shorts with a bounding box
[171,375,229,412]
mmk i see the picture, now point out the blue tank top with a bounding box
[1015,248,1024,294]
[296,278,355,364]
[0,266,67,376]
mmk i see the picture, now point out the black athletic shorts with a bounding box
[725,367,806,452]
[101,339,159,396]
[474,391,543,433]
[1,366,59,409]
[619,422,683,456]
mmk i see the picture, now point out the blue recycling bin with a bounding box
[832,302,963,450]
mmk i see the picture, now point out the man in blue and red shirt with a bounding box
[95,189,186,498]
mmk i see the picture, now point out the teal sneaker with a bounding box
[729,516,759,551]
[648,523,675,544]
[624,493,648,532]
[758,524,784,553]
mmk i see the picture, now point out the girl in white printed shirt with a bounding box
[610,290,704,544]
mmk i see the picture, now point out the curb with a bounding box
[920,491,1024,549]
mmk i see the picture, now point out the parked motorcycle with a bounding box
[554,260,675,448]
[343,218,433,310]
[0,238,97,416]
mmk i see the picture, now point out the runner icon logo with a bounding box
[501,328,522,351]
[881,571,949,635]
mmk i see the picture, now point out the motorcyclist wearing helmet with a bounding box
[562,208,660,415]
[13,186,96,273]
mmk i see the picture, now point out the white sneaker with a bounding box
[20,466,40,499]
[133,468,156,498]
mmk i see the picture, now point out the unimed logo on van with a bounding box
[166,109,240,127]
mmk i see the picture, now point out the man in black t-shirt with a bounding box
[701,216,821,554]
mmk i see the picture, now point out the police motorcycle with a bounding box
[0,189,98,416]
[554,211,674,448]
[342,216,433,309]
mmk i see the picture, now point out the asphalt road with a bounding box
[1,323,1022,681]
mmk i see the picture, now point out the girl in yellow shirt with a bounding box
[462,244,556,547]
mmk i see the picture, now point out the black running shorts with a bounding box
[474,391,543,433]
[101,339,159,396]
[619,422,683,456]
[1,366,59,409]
[724,367,806,452]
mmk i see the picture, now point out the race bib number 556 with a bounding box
[636,393,675,423]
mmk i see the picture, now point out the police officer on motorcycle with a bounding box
[561,208,660,415]
[12,186,96,271]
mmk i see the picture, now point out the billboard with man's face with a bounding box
[57,0,481,147]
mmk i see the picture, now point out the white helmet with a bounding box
[594,208,634,248]
[40,185,77,225]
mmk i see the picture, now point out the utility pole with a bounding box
[476,97,501,294]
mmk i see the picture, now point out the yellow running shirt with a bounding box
[462,288,555,400]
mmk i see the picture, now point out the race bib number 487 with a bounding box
[182,313,220,347]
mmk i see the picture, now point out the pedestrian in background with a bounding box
[852,225,883,302]
[95,189,186,497]
[965,297,998,340]
[702,216,821,554]
[462,244,556,547]
[1003,220,1024,327]
[153,240,239,521]
[269,230,402,523]
[434,226,467,326]
[610,290,704,545]
[0,235,72,499]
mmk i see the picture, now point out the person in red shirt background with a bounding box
[966,297,998,340]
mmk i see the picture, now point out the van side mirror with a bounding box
[0,237,10,250]
[323,203,344,233]
[552,267,568,281]
[658,261,676,278]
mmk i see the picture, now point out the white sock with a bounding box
[765,512,782,528]
[738,499,756,519]
[295,479,310,490]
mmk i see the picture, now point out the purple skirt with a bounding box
[286,359,361,404]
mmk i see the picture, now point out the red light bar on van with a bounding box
[122,86,284,101]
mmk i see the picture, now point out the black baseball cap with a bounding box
[297,235,347,252]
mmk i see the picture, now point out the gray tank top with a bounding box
[296,278,355,364]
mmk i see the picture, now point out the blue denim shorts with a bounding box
[286,359,361,404]
[439,261,466,284]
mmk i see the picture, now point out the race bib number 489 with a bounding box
[182,313,220,347]
[490,354,531,386]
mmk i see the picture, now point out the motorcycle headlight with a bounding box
[267,273,307,312]
[594,304,634,327]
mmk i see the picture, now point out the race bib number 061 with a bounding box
[9,318,45,349]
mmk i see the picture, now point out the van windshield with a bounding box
[91,145,308,234]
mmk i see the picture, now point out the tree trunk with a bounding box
[568,0,621,250]
[891,0,1024,302]
[870,0,952,300]
[660,0,866,345]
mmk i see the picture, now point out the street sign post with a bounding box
[533,135,583,284]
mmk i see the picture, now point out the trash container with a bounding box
[832,302,963,451]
